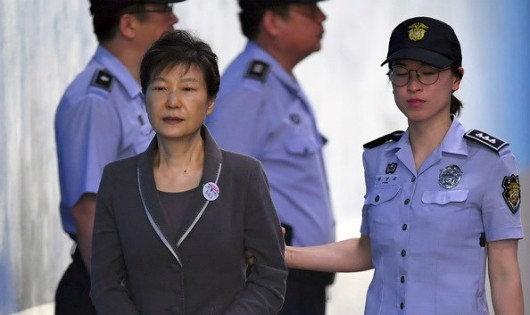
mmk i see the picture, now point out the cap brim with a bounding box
[381,47,453,68]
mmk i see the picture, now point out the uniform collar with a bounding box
[386,116,468,157]
[93,45,142,99]
[245,41,304,94]
[438,116,468,156]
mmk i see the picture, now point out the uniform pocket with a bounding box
[421,190,468,205]
[364,186,401,205]
[284,135,321,156]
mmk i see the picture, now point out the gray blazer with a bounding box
[91,127,287,315]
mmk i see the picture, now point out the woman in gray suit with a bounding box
[90,30,287,315]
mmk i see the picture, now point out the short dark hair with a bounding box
[90,3,149,43]
[239,5,289,39]
[140,30,220,100]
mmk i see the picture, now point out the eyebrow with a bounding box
[151,76,200,83]
[180,77,200,83]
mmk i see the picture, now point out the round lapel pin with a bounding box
[202,182,220,201]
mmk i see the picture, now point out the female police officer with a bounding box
[285,16,524,314]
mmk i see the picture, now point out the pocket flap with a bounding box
[365,186,400,205]
[421,190,469,205]
[284,136,321,155]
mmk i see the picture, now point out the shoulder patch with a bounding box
[464,129,508,152]
[363,131,404,149]
[502,174,521,214]
[245,60,270,82]
[90,69,115,92]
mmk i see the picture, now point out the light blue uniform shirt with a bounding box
[206,41,335,246]
[55,45,153,235]
[361,117,523,314]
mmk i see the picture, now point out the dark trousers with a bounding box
[55,247,97,315]
[278,269,334,315]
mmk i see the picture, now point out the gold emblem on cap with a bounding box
[408,22,428,41]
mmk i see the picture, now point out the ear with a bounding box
[261,10,284,37]
[205,99,215,116]
[452,67,464,91]
[118,13,138,39]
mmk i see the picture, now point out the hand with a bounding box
[245,250,256,266]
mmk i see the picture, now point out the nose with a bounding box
[316,5,326,22]
[170,12,179,25]
[407,71,422,91]
[167,90,181,108]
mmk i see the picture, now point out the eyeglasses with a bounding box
[126,4,173,15]
[387,65,450,87]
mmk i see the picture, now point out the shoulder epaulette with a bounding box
[464,129,508,152]
[363,131,404,149]
[245,60,270,82]
[90,69,115,92]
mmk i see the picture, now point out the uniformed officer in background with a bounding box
[285,16,524,315]
[205,1,335,314]
[54,1,186,313]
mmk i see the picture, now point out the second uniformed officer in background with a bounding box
[206,1,335,314]
[54,0,186,314]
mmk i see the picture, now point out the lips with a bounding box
[162,116,183,124]
[407,99,425,107]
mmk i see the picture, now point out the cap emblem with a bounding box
[408,22,428,41]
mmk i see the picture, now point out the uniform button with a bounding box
[290,114,301,124]
[400,276,405,283]
[404,198,410,205]
[402,224,408,231]
[401,249,406,257]
[400,302,405,309]
[375,195,380,202]
[411,176,416,182]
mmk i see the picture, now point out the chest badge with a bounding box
[385,163,398,174]
[439,165,463,189]
[502,175,521,214]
